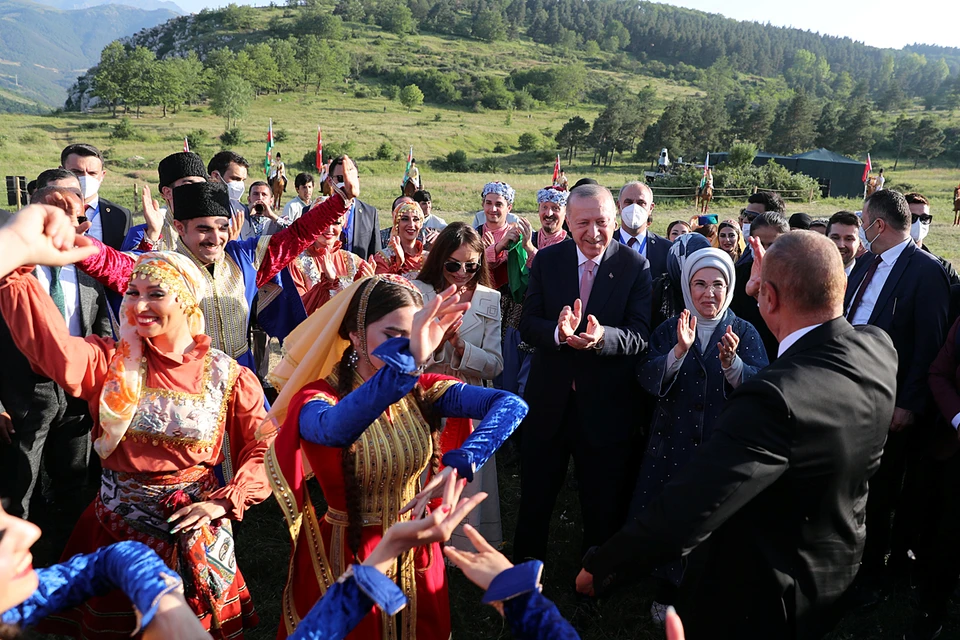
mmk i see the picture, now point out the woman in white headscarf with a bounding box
[631,248,769,626]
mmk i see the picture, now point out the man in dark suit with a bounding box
[0,187,111,521]
[730,211,789,360]
[577,231,897,640]
[60,143,131,250]
[844,189,951,602]
[612,181,670,279]
[514,183,652,563]
[328,155,381,260]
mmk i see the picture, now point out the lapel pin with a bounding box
[608,273,614,278]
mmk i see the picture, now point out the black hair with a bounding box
[747,190,785,214]
[60,143,103,168]
[863,189,910,232]
[751,211,790,235]
[294,172,314,189]
[36,168,78,190]
[207,150,249,177]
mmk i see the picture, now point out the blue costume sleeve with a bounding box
[288,565,407,640]
[433,384,527,482]
[299,337,420,448]
[121,224,146,251]
[1,541,181,632]
[482,562,580,640]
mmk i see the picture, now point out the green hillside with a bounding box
[0,0,177,107]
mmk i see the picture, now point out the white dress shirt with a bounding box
[844,262,855,277]
[85,196,103,243]
[777,323,823,358]
[618,228,648,259]
[848,237,911,326]
[34,265,82,337]
[553,245,602,345]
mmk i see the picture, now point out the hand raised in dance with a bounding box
[0,204,97,277]
[443,523,513,591]
[141,185,165,244]
[409,284,469,367]
[745,235,765,298]
[558,298,583,343]
[389,235,405,267]
[227,208,244,242]
[327,156,360,201]
[365,471,486,575]
[718,325,740,369]
[674,309,697,359]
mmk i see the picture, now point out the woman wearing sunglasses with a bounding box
[414,222,506,551]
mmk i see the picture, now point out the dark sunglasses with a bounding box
[739,209,760,221]
[444,260,480,274]
[912,213,933,224]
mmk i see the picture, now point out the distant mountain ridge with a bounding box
[30,0,182,12]
[0,0,177,108]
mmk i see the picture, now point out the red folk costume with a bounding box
[290,241,365,313]
[0,253,272,640]
[262,277,495,640]
[374,202,429,280]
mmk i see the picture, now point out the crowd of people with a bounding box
[1,142,959,640]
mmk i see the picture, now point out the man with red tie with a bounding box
[514,183,652,564]
[845,189,951,607]
[60,144,131,251]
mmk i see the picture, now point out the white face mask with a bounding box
[77,175,101,200]
[861,219,881,253]
[222,179,244,203]
[910,219,930,244]
[741,223,750,237]
[620,203,647,231]
[335,181,345,191]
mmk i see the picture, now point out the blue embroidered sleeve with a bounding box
[434,384,527,481]
[299,338,419,447]
[482,562,580,640]
[288,565,407,640]
[1,541,181,632]
[121,224,146,251]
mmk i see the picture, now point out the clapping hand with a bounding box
[516,216,535,251]
[566,313,604,350]
[319,253,338,281]
[745,235,765,298]
[675,309,697,359]
[496,224,520,252]
[717,325,739,369]
[228,208,244,242]
[481,231,496,249]
[558,298,583,343]
[141,185,165,243]
[389,235,405,266]
[424,228,440,249]
[409,284,469,367]
[357,257,376,279]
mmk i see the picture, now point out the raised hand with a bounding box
[228,208,244,242]
[424,228,440,249]
[558,298,583,343]
[496,224,520,252]
[567,313,604,350]
[443,523,514,591]
[675,309,697,359]
[409,284,469,366]
[141,185,165,243]
[328,156,360,201]
[357,257,376,279]
[365,471,486,575]
[718,325,740,369]
[745,235,765,298]
[482,231,496,249]
[319,253,338,281]
[389,235,405,267]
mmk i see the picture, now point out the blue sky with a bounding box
[174,0,956,49]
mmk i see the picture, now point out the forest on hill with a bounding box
[55,0,960,172]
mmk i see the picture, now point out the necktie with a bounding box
[846,255,882,321]
[579,260,596,309]
[49,266,66,319]
[627,237,637,248]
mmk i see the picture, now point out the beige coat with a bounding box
[413,280,503,385]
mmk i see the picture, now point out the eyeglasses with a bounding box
[739,209,760,222]
[691,282,727,295]
[912,213,933,224]
[444,260,481,274]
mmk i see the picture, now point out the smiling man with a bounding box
[515,183,652,565]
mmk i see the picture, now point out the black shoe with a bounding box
[904,613,943,640]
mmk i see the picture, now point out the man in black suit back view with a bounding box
[514,183,652,563]
[577,231,897,640]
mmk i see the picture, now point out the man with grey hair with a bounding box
[612,180,671,279]
[514,183,653,563]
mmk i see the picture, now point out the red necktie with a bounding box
[627,237,637,248]
[846,254,882,321]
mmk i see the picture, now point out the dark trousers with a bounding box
[913,450,960,621]
[513,393,637,563]
[861,428,912,580]
[0,382,92,520]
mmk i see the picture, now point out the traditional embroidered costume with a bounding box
[290,240,365,314]
[264,276,526,640]
[77,181,347,371]
[0,252,273,639]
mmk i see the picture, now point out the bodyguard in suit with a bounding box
[612,181,671,279]
[60,143,131,250]
[328,155,381,260]
[844,189,951,598]
[0,190,111,520]
[513,183,652,563]
[577,232,897,640]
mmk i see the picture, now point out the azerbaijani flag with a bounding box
[552,154,560,184]
[402,146,414,185]
[183,137,189,153]
[699,152,710,189]
[316,126,323,172]
[862,153,872,183]
[264,119,274,176]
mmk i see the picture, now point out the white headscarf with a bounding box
[680,248,736,350]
